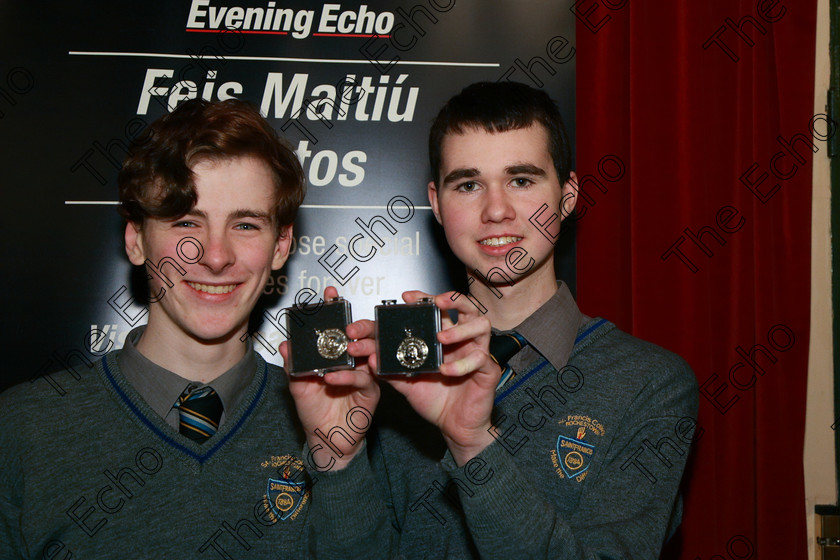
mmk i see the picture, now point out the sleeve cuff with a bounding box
[439,439,549,532]
[305,440,382,525]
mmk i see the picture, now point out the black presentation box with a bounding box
[286,297,354,376]
[375,298,443,376]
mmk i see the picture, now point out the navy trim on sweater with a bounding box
[576,318,608,344]
[101,355,268,463]
[494,318,608,405]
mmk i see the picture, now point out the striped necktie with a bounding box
[490,331,528,389]
[174,385,223,443]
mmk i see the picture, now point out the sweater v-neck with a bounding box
[495,318,612,405]
[98,351,269,464]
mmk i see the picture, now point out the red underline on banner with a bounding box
[184,29,390,38]
[68,51,500,67]
[63,201,433,210]
[312,33,391,38]
[186,28,288,35]
[300,204,432,210]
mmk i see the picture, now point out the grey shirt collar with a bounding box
[497,282,584,374]
[117,326,256,427]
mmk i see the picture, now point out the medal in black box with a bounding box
[375,298,443,376]
[286,297,354,376]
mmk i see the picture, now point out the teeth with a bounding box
[188,282,237,294]
[480,236,522,247]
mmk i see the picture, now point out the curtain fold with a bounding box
[575,1,817,557]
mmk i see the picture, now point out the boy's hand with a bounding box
[279,286,379,472]
[384,290,500,466]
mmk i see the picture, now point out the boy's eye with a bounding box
[512,177,533,187]
[457,181,478,192]
[236,223,259,231]
[174,221,196,228]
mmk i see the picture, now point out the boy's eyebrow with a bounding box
[180,209,272,221]
[442,167,480,185]
[442,164,548,186]
[506,164,546,177]
[229,209,272,221]
[182,209,207,220]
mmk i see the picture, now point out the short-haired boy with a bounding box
[368,82,699,559]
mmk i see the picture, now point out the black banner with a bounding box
[0,0,575,390]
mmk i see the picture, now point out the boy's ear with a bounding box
[428,181,443,225]
[560,171,579,221]
[271,224,293,270]
[124,222,147,266]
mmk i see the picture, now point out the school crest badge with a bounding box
[260,454,311,521]
[549,415,605,483]
[266,477,307,520]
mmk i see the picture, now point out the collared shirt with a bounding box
[117,326,256,430]
[496,282,587,376]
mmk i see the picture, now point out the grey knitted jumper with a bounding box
[0,351,390,559]
[371,318,699,559]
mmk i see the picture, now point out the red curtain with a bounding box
[575,1,818,558]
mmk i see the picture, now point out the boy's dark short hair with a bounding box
[428,81,571,185]
[118,98,306,230]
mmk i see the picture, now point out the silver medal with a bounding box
[315,328,348,359]
[396,328,428,369]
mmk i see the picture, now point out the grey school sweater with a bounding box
[0,351,390,559]
[371,318,699,559]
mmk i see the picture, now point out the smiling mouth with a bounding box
[187,282,238,294]
[479,236,523,247]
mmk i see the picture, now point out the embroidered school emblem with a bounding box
[556,434,594,479]
[549,415,605,483]
[266,477,306,520]
[259,454,310,521]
